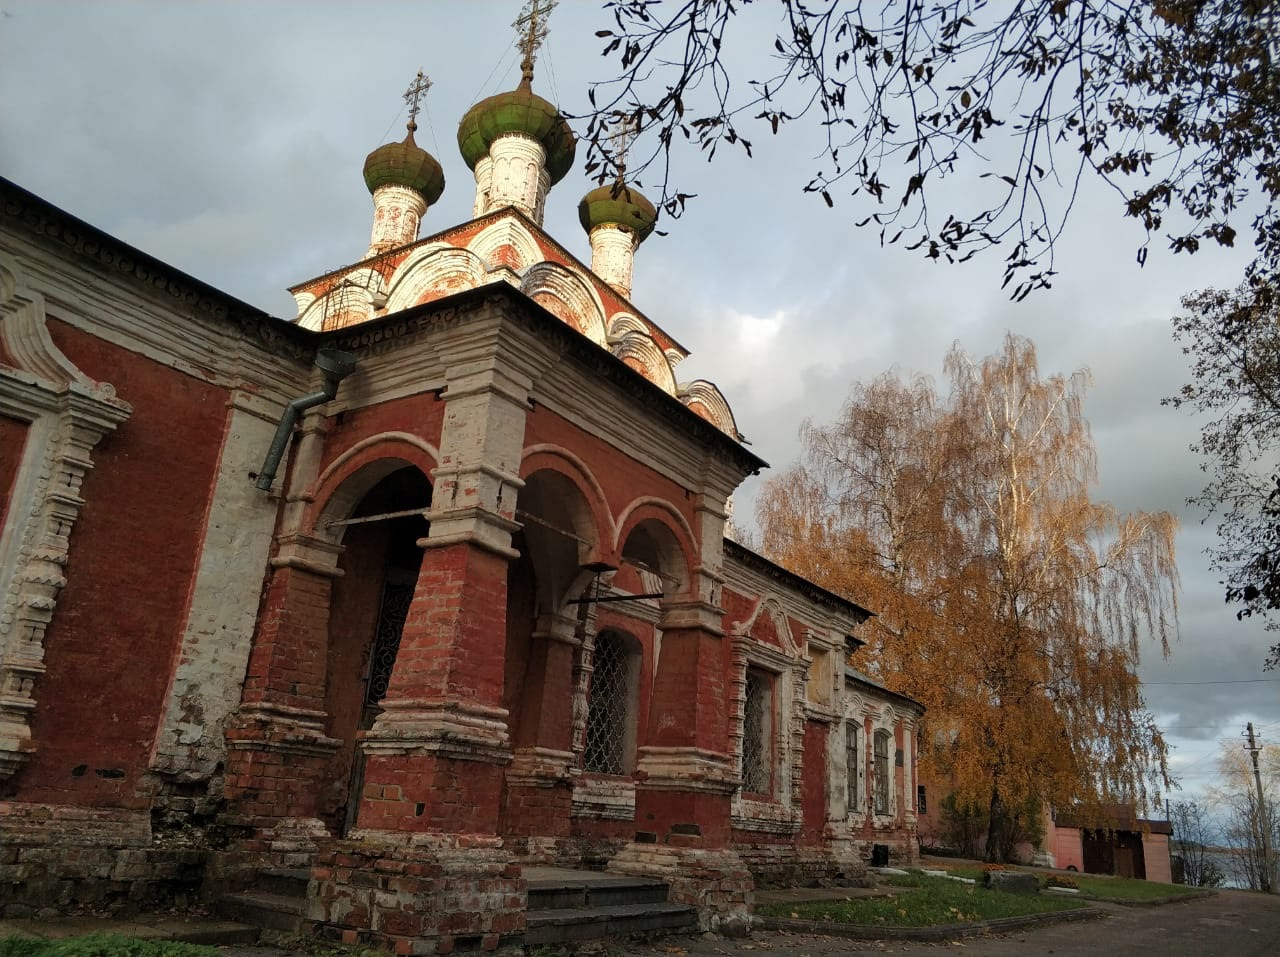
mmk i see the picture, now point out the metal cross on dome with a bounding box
[609,115,636,175]
[514,0,556,84]
[403,69,432,133]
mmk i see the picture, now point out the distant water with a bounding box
[1201,850,1248,890]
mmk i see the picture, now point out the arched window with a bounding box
[584,630,639,775]
[742,669,774,795]
[874,729,892,815]
[845,720,860,812]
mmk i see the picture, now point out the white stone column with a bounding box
[485,134,549,222]
[148,391,287,779]
[902,717,917,823]
[472,156,493,219]
[367,184,427,257]
[589,224,638,299]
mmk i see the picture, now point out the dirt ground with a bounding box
[618,888,1280,957]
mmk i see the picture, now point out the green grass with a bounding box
[1067,874,1203,900]
[943,867,1205,901]
[756,872,1085,927]
[0,935,220,957]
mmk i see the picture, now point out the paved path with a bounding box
[5,887,1277,957]
[614,890,1280,957]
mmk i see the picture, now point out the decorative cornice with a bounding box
[1,177,314,363]
[844,666,925,713]
[319,284,767,478]
[724,539,873,622]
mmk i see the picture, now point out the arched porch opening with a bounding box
[501,467,601,851]
[617,514,690,600]
[318,463,431,835]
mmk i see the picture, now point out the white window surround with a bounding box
[0,254,131,777]
[728,595,808,834]
[832,692,868,824]
[870,704,899,821]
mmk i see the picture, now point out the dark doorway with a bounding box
[322,466,430,836]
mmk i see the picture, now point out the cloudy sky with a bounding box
[3,1,1276,808]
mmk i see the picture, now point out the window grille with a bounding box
[584,632,629,775]
[742,670,772,795]
[845,721,860,810]
[917,785,928,815]
[874,729,891,815]
[364,578,416,706]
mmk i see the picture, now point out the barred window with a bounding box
[845,721,860,811]
[742,670,773,795]
[874,729,891,815]
[584,631,635,775]
[364,578,415,706]
[917,785,927,815]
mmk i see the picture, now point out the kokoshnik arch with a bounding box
[0,44,923,953]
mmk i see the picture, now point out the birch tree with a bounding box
[760,333,1179,859]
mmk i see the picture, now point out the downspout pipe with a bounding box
[255,348,357,491]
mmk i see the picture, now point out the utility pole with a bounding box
[1244,722,1274,893]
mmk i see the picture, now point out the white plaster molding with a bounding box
[483,133,549,222]
[148,395,284,780]
[0,258,131,777]
[0,237,310,410]
[293,291,318,324]
[363,699,512,764]
[367,184,427,257]
[519,261,609,348]
[726,595,808,826]
[607,312,649,342]
[0,252,118,399]
[572,775,636,820]
[613,496,697,564]
[520,442,618,546]
[678,379,740,440]
[384,246,488,315]
[588,224,637,299]
[613,332,677,395]
[634,745,737,794]
[467,217,542,274]
[310,430,441,537]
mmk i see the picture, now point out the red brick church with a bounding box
[0,45,923,952]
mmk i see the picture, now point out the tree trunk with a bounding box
[986,783,1007,863]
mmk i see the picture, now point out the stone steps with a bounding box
[215,866,311,934]
[524,872,696,945]
[215,889,306,934]
[525,901,697,944]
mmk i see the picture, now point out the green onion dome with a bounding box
[578,181,657,243]
[363,129,445,203]
[457,79,577,185]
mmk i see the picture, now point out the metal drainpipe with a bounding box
[255,348,357,492]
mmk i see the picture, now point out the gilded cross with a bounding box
[403,70,432,132]
[513,0,556,85]
[609,116,636,174]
